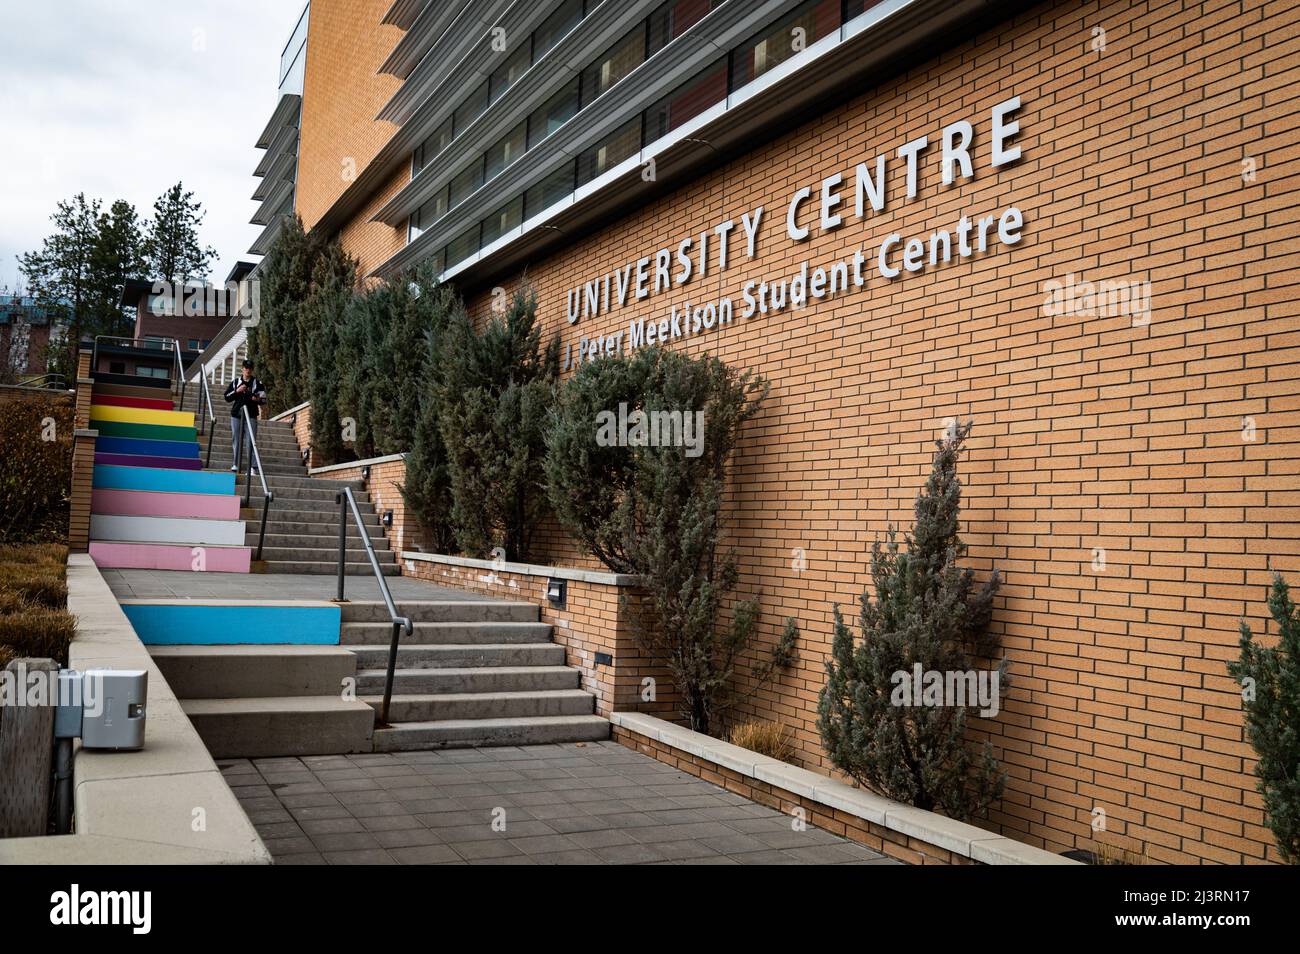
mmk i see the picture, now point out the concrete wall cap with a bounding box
[402,550,640,587]
[611,711,1077,865]
[309,452,406,475]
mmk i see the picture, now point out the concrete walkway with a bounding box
[101,568,497,602]
[225,740,898,865]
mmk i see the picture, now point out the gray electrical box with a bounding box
[80,669,148,750]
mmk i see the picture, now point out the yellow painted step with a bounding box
[89,404,195,429]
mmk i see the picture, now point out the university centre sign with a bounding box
[561,95,1026,368]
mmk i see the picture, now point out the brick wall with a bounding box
[295,0,403,231]
[316,0,1299,863]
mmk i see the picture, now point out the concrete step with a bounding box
[340,621,552,645]
[257,545,394,564]
[371,715,608,751]
[246,506,381,526]
[238,485,370,504]
[230,474,361,492]
[149,645,356,698]
[339,601,539,624]
[181,696,375,758]
[247,526,386,546]
[250,533,393,553]
[350,642,564,670]
[208,463,308,479]
[356,665,579,694]
[254,560,401,575]
[363,689,594,722]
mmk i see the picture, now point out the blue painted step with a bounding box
[97,435,200,459]
[120,602,342,646]
[93,463,235,496]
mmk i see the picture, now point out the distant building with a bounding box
[0,291,63,377]
[95,280,245,378]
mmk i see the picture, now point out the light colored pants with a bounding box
[231,415,258,472]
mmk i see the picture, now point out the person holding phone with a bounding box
[223,359,267,474]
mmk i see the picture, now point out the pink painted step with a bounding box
[89,541,251,573]
[91,488,240,521]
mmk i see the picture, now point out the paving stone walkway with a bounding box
[224,740,899,865]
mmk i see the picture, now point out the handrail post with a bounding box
[335,492,347,602]
[380,620,400,725]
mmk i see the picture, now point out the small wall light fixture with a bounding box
[382,510,394,528]
[546,578,566,609]
[594,652,613,667]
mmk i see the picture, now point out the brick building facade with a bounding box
[278,0,1299,863]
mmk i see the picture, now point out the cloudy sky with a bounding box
[0,0,305,292]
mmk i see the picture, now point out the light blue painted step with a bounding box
[93,463,234,496]
[119,601,342,646]
[90,513,246,547]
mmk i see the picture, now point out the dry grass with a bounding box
[1090,839,1150,866]
[729,719,795,761]
[0,543,72,664]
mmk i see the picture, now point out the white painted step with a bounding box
[90,513,246,547]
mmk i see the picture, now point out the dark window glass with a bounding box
[109,361,125,375]
[453,80,489,135]
[524,162,576,218]
[643,59,727,142]
[446,224,481,266]
[527,77,579,148]
[413,117,454,175]
[844,0,887,19]
[482,195,524,246]
[533,0,583,60]
[448,159,484,208]
[647,0,719,55]
[409,186,449,240]
[485,120,528,180]
[489,39,532,104]
[577,117,641,186]
[730,0,841,88]
[581,24,645,105]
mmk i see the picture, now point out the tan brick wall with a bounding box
[342,164,411,281]
[296,0,403,231]
[312,0,1300,863]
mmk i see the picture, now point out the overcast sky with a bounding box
[0,0,305,292]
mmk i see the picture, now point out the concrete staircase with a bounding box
[344,600,607,750]
[180,390,398,575]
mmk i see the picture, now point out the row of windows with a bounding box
[414,0,878,271]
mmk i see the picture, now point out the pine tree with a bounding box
[142,182,215,285]
[88,199,146,337]
[1229,574,1300,863]
[545,346,787,735]
[817,420,1005,819]
[437,287,559,560]
[250,214,315,412]
[303,241,357,466]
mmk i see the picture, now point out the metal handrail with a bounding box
[90,333,177,372]
[239,404,273,561]
[172,340,186,410]
[335,485,412,725]
[13,373,67,390]
[198,370,217,468]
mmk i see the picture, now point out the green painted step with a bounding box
[91,419,198,443]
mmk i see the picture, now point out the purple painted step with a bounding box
[94,452,202,471]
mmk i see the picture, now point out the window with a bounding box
[109,361,125,375]
[136,365,168,379]
[446,224,481,267]
[643,59,727,142]
[533,0,583,61]
[527,77,580,148]
[577,117,641,186]
[648,0,720,55]
[485,120,527,180]
[453,80,489,135]
[581,24,646,105]
[448,159,484,208]
[409,186,450,240]
[524,162,576,218]
[490,40,532,104]
[482,195,524,246]
[413,117,454,176]
[731,0,841,88]
[188,339,201,350]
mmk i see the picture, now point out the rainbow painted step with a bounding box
[92,488,241,520]
[89,404,195,428]
[88,541,251,573]
[118,600,342,645]
[90,514,245,547]
[96,436,199,460]
[94,452,202,470]
[92,419,198,443]
[93,464,233,495]
[91,394,176,412]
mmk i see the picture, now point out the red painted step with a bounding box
[91,393,176,411]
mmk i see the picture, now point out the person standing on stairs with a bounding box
[224,359,267,475]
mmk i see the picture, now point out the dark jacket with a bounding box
[224,375,267,420]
